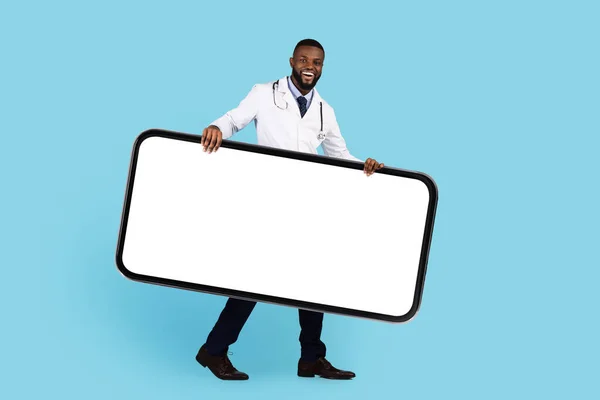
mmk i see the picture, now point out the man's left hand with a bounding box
[364,158,384,176]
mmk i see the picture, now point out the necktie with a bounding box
[297,96,307,117]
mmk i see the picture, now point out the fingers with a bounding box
[202,129,210,151]
[208,132,218,153]
[364,158,375,176]
[364,159,384,176]
[202,126,222,153]
[201,128,207,147]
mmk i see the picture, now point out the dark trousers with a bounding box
[203,297,327,362]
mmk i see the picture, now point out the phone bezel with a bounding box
[115,128,438,323]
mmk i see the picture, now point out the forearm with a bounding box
[342,151,362,163]
[322,136,362,162]
[209,114,238,140]
[209,84,260,140]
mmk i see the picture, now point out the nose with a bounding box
[304,60,316,70]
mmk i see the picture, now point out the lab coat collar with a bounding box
[276,77,289,93]
[277,77,295,111]
[277,76,323,106]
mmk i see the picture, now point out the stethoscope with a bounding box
[273,80,324,137]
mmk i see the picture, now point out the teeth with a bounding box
[302,72,314,76]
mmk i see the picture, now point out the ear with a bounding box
[289,57,294,68]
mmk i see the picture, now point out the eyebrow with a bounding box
[297,55,322,61]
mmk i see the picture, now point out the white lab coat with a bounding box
[210,77,362,162]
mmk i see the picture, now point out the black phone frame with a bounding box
[115,128,438,323]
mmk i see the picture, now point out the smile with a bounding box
[302,71,315,77]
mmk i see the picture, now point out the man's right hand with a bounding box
[201,125,222,153]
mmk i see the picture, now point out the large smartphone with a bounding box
[116,129,438,323]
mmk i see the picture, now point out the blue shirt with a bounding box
[287,76,314,111]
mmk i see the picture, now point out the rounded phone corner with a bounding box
[386,302,421,323]
[133,128,163,149]
[115,250,140,283]
[415,171,438,201]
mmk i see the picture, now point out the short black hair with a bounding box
[294,38,324,55]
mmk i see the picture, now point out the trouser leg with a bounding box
[203,297,257,356]
[298,309,326,362]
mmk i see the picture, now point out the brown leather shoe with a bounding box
[195,345,249,380]
[297,357,356,379]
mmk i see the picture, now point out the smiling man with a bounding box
[195,39,384,381]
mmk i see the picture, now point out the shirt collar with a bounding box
[287,76,314,104]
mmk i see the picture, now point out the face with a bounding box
[289,46,324,92]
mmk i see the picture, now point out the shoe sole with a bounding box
[298,371,355,380]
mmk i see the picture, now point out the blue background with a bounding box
[1,0,598,398]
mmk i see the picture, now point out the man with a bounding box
[196,39,384,381]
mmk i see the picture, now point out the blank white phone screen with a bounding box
[120,135,433,319]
